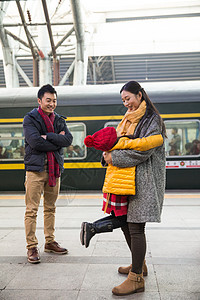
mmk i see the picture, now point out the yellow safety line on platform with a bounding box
[0,194,200,200]
[0,164,25,170]
[0,162,103,170]
[0,113,200,123]
[0,118,24,123]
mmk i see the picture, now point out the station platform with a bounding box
[0,191,200,300]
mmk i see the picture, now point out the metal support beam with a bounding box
[41,0,59,86]
[48,27,74,56]
[0,2,19,88]
[3,22,73,27]
[70,0,88,85]
[53,59,60,86]
[41,0,56,59]
[16,1,36,59]
[59,60,75,86]
[15,0,39,86]
[0,28,19,88]
[5,29,30,49]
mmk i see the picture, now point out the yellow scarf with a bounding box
[116,100,146,136]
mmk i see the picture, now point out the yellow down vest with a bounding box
[102,134,163,195]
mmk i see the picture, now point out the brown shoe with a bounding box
[118,260,148,276]
[44,241,68,254]
[27,247,40,264]
[112,271,144,296]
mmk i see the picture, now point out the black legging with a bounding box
[121,222,146,274]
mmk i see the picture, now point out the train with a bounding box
[0,80,200,191]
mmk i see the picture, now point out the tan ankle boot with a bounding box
[118,264,132,274]
[118,260,148,276]
[112,271,144,296]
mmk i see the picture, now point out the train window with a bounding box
[0,125,24,160]
[104,121,120,130]
[105,120,200,157]
[64,123,86,160]
[164,120,200,157]
[0,122,86,161]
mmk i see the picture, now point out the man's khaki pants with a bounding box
[24,171,60,249]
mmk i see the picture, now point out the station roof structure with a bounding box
[0,0,200,87]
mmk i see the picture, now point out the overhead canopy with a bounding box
[0,0,199,87]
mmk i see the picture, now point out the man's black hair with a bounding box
[37,84,57,100]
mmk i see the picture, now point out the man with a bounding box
[23,84,73,264]
[169,127,181,155]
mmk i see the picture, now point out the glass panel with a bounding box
[164,120,200,157]
[104,121,120,130]
[105,120,200,157]
[0,125,24,160]
[0,122,87,161]
[64,123,86,159]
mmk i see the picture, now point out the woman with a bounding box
[103,81,166,296]
[81,128,163,248]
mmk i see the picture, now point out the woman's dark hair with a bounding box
[120,81,166,137]
[37,84,57,100]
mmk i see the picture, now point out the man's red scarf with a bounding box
[38,106,60,187]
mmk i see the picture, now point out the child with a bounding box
[80,126,163,249]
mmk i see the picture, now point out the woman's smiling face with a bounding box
[121,90,142,112]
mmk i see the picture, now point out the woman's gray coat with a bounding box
[111,112,166,223]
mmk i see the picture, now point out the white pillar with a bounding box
[73,42,88,85]
[0,3,19,88]
[37,1,52,86]
[70,0,88,85]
